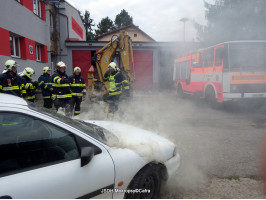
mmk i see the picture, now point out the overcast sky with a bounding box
[67,0,211,42]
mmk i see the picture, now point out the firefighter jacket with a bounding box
[51,71,72,99]
[0,72,26,98]
[38,74,53,99]
[21,75,39,101]
[103,70,129,96]
[69,74,86,97]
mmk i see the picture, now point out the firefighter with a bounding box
[103,62,130,118]
[69,66,86,116]
[51,61,73,116]
[38,66,53,109]
[0,59,26,98]
[21,67,39,103]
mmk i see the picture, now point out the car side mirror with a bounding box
[81,147,95,167]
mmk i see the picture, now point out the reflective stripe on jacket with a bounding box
[69,75,86,97]
[22,75,38,100]
[108,72,123,96]
[38,74,53,98]
[0,72,26,98]
[51,72,72,99]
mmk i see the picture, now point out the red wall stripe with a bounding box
[22,0,33,12]
[20,38,27,59]
[20,38,36,61]
[41,45,48,63]
[0,28,11,56]
[71,17,83,39]
[41,1,46,21]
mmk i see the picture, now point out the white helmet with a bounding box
[5,60,19,71]
[74,66,81,73]
[108,62,116,70]
[56,61,66,70]
[23,67,35,78]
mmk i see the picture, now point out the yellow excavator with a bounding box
[87,30,135,101]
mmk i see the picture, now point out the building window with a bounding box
[134,33,137,37]
[36,44,41,61]
[33,0,41,17]
[10,35,20,58]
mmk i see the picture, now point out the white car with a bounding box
[0,93,180,199]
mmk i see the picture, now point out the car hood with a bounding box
[86,120,176,163]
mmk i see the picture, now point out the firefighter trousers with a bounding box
[72,96,82,116]
[43,98,53,109]
[54,98,73,117]
[108,94,120,114]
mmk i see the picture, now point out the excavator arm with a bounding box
[87,30,135,101]
[95,30,135,87]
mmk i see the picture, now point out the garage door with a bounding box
[72,50,91,86]
[133,51,153,90]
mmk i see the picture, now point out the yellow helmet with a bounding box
[43,66,51,73]
[108,62,116,70]
[74,66,81,73]
[23,67,35,78]
[5,60,19,71]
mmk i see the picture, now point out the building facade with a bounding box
[0,0,85,78]
[0,0,49,76]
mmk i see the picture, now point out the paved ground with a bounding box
[78,90,266,198]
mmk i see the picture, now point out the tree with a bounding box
[114,9,133,29]
[194,0,266,46]
[95,17,115,36]
[79,10,95,41]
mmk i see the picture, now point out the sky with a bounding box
[67,0,212,42]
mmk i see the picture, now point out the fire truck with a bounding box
[173,41,266,107]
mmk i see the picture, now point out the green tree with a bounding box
[95,17,115,36]
[114,9,133,29]
[194,0,266,46]
[79,10,95,41]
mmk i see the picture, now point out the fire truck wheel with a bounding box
[206,88,219,109]
[177,84,184,98]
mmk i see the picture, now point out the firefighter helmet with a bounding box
[42,66,51,73]
[5,60,19,71]
[23,67,35,78]
[56,61,66,70]
[74,66,81,73]
[108,62,116,70]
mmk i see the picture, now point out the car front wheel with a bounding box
[125,165,161,199]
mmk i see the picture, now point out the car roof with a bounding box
[0,93,28,106]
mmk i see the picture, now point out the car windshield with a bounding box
[27,102,117,145]
[229,42,266,71]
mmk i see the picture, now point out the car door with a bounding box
[0,111,114,199]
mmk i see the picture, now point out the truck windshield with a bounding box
[229,42,266,71]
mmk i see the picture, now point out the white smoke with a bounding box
[76,91,212,193]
